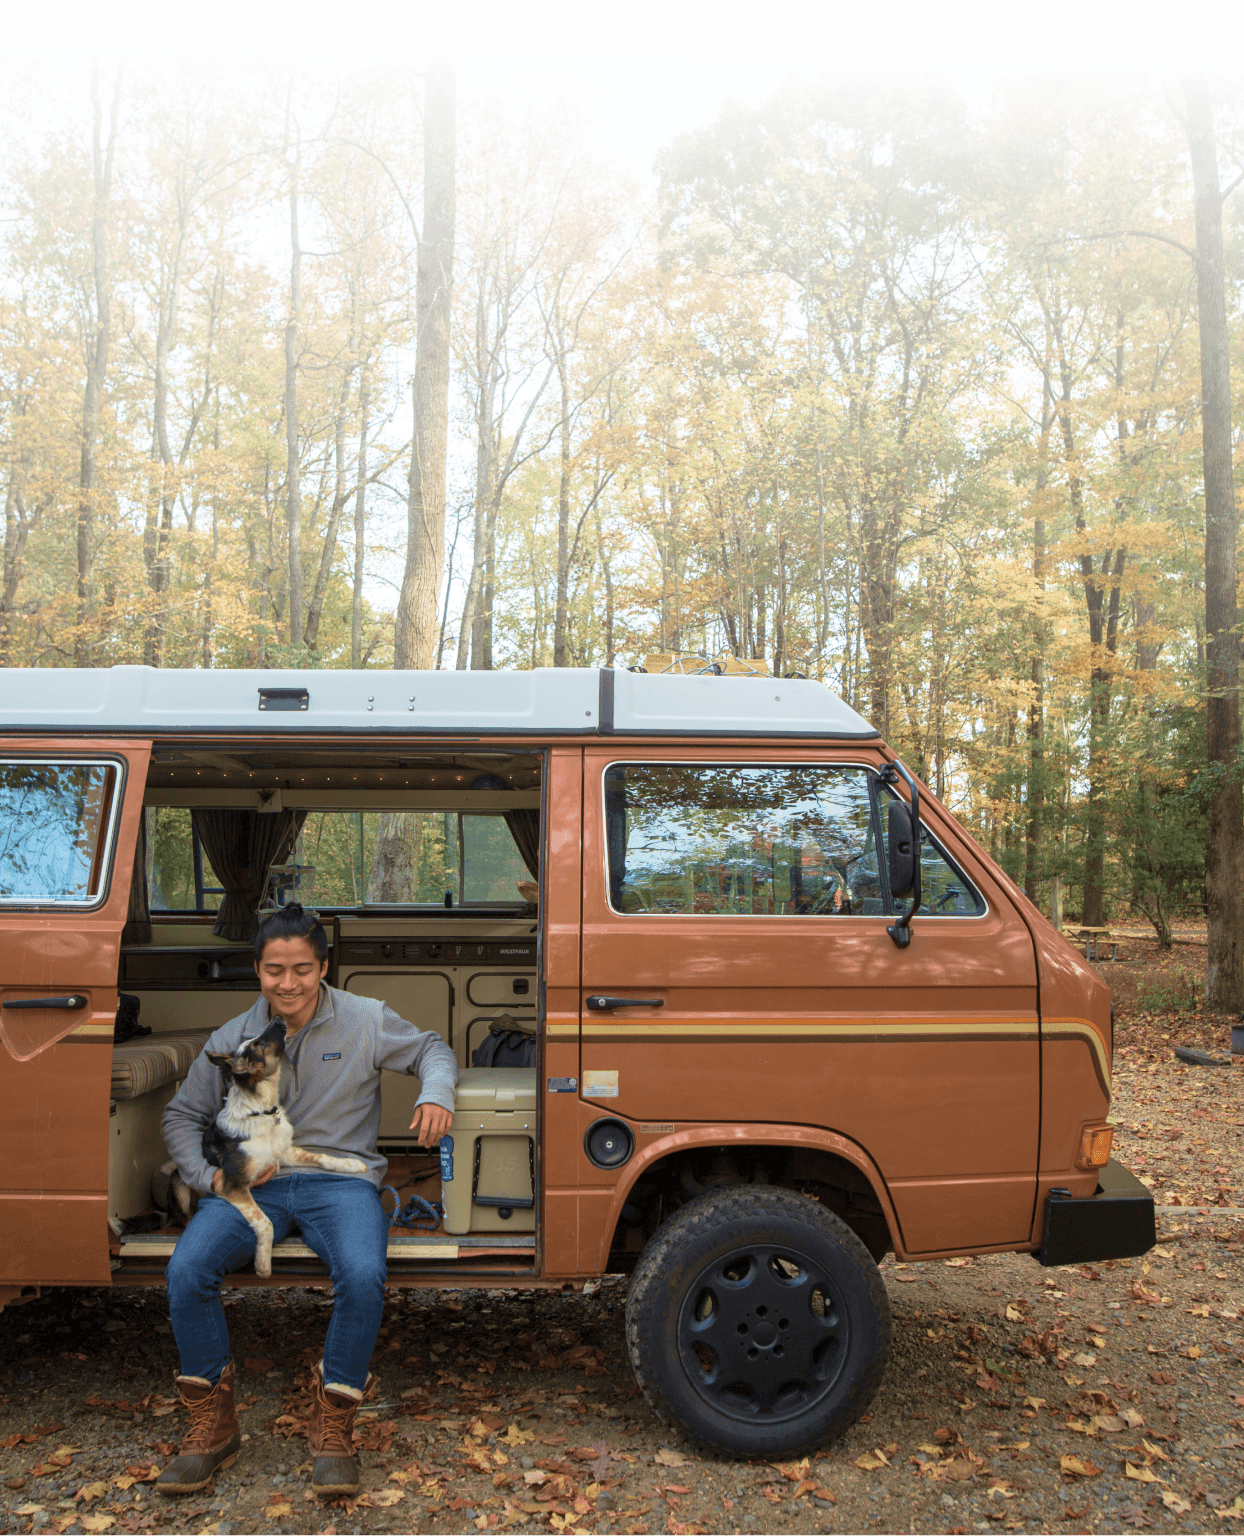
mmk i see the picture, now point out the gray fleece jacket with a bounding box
[162,983,458,1196]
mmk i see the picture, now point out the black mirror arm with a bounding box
[881,760,921,949]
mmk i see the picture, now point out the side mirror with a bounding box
[880,760,922,948]
[887,800,916,900]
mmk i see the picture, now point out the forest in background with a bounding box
[1,66,1243,954]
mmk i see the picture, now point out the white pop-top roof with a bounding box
[0,665,879,739]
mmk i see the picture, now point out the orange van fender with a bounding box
[592,1122,906,1268]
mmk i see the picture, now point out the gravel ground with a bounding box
[1,939,1241,1536]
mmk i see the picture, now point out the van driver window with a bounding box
[603,763,884,916]
[0,760,119,905]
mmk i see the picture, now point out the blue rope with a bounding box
[382,1185,444,1233]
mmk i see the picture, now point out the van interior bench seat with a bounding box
[111,1029,215,1100]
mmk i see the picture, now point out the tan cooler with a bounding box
[441,1068,537,1235]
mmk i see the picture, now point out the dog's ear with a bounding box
[206,1051,233,1068]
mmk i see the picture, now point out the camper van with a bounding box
[0,665,1152,1455]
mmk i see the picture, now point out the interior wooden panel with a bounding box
[124,989,246,1035]
[108,1081,180,1222]
[342,970,453,1044]
[467,972,537,1008]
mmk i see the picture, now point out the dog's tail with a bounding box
[152,1158,199,1226]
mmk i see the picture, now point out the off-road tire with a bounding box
[625,1186,892,1458]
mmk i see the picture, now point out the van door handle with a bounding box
[585,996,664,1011]
[2,994,90,1010]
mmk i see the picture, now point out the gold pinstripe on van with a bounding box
[554,1014,1111,1096]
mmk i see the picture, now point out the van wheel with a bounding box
[625,1186,892,1457]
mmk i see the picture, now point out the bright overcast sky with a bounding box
[17,0,1244,179]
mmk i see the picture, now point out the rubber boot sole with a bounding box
[155,1447,240,1496]
[312,1458,361,1498]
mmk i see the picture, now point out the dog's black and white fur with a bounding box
[170,1018,365,1276]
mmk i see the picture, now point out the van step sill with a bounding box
[117,1233,535,1260]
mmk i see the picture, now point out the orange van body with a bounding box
[0,667,1147,1321]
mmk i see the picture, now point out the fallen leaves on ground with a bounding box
[653,1448,689,1467]
[359,1487,405,1507]
[1125,1462,1165,1484]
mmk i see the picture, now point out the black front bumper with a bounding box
[1037,1158,1156,1267]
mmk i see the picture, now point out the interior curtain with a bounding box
[190,808,307,942]
[503,809,540,879]
[121,807,152,946]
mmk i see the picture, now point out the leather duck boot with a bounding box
[156,1360,242,1495]
[308,1361,374,1497]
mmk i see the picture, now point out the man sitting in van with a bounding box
[158,904,457,1499]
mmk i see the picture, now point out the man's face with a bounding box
[255,935,328,1028]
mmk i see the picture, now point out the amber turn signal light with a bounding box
[1076,1124,1114,1170]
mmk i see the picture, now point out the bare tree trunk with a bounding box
[1025,352,1055,901]
[1133,594,1172,947]
[813,441,830,672]
[366,814,423,903]
[437,504,466,668]
[394,61,455,671]
[480,520,495,669]
[351,369,370,668]
[1185,75,1244,1012]
[285,140,303,650]
[774,530,788,677]
[304,337,356,648]
[553,356,572,667]
[458,283,495,670]
[143,155,196,666]
[596,505,615,666]
[76,68,119,668]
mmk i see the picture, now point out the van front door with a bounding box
[578,748,1040,1255]
[0,743,150,1286]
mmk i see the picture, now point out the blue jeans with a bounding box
[165,1173,387,1391]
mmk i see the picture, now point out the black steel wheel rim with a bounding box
[675,1241,850,1424]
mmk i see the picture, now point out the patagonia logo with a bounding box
[322,1052,342,1061]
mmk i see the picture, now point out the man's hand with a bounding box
[409,1102,453,1148]
[211,1163,277,1196]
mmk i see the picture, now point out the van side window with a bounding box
[0,760,121,906]
[603,763,884,916]
[878,786,986,917]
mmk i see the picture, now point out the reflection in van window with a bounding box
[0,761,117,904]
[879,787,986,917]
[604,763,884,916]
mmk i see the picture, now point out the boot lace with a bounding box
[316,1389,356,1458]
[182,1388,221,1453]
